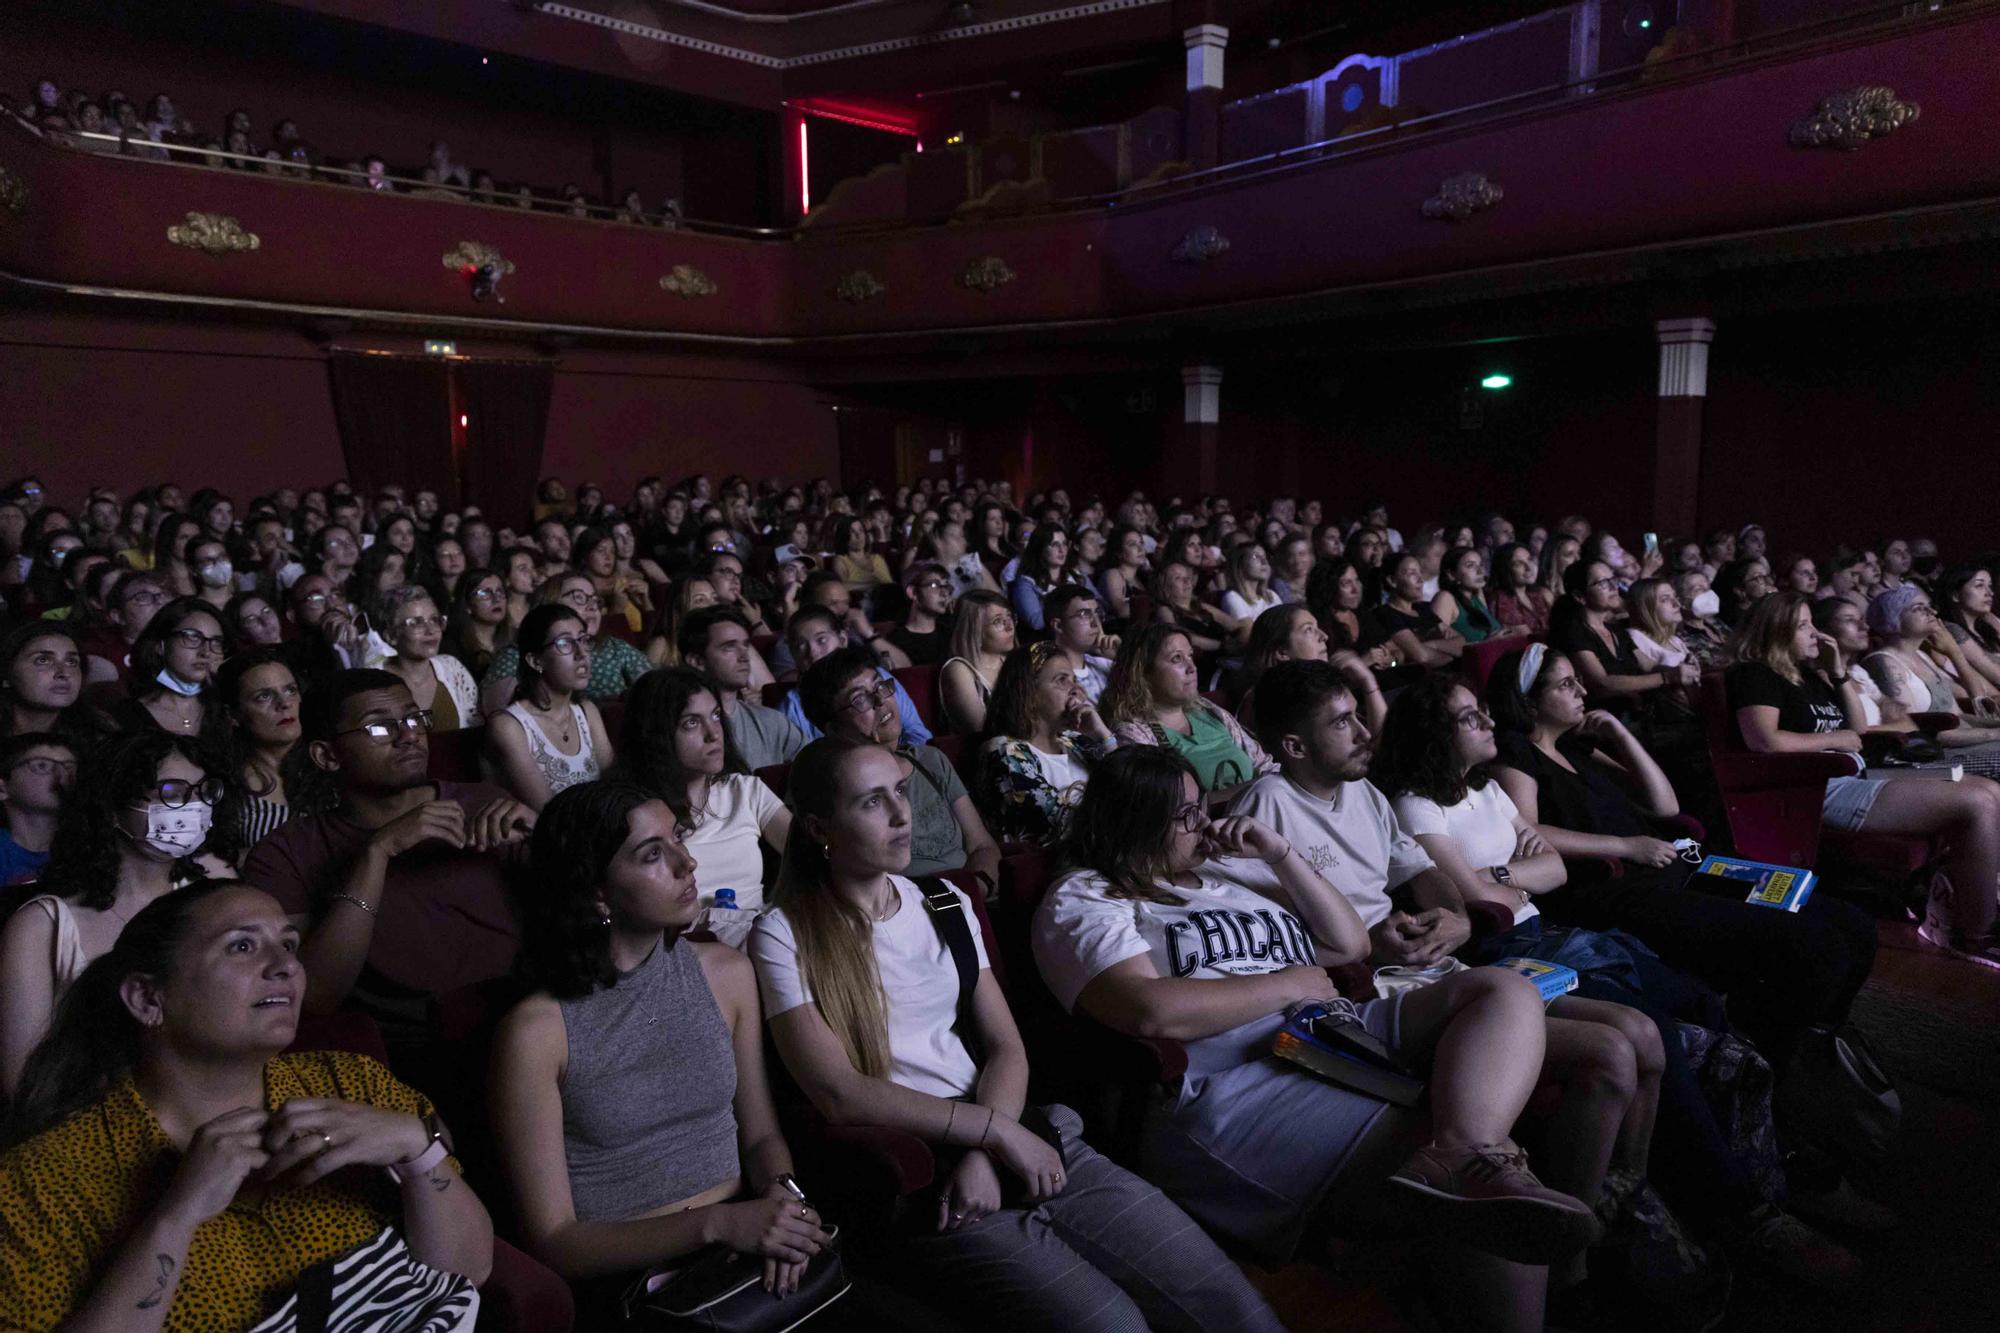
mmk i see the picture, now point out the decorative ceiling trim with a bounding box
[167,211,260,254]
[1170,224,1230,264]
[1789,86,1920,151]
[533,0,1168,71]
[1421,172,1503,222]
[659,263,719,296]
[960,255,1016,292]
[835,269,886,303]
[442,241,515,275]
[0,167,27,218]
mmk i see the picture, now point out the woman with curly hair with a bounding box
[490,780,828,1324]
[975,642,1117,847]
[616,667,788,944]
[0,730,220,1096]
[1104,623,1274,800]
[203,646,303,859]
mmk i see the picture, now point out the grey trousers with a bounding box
[899,1104,1285,1333]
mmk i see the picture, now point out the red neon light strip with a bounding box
[800,107,920,136]
[798,119,811,214]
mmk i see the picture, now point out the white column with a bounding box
[1182,364,1223,423]
[1656,317,1716,397]
[1184,24,1228,92]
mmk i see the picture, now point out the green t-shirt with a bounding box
[1158,707,1254,792]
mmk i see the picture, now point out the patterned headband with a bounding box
[1517,642,1548,697]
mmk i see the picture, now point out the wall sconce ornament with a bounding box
[1170,225,1231,264]
[960,255,1016,293]
[659,264,718,297]
[835,269,885,303]
[1789,86,1919,151]
[1421,173,1503,222]
[0,168,27,218]
[443,242,514,302]
[166,212,260,254]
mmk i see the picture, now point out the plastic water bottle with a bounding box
[712,889,739,912]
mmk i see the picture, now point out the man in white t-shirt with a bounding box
[1230,660,1476,967]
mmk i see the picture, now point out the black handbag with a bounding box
[619,1226,851,1332]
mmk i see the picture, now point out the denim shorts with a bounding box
[1823,774,1886,832]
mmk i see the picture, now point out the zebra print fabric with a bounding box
[247,1225,478,1333]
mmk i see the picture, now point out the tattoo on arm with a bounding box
[136,1253,176,1310]
[426,1168,452,1193]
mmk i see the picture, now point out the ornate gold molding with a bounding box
[1421,173,1503,222]
[1790,86,1919,151]
[441,241,514,275]
[1171,225,1231,264]
[659,264,718,298]
[166,211,260,254]
[0,168,27,218]
[835,269,885,303]
[960,255,1016,293]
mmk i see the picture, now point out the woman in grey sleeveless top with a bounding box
[489,779,830,1318]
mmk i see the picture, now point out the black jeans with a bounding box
[1542,865,1877,1068]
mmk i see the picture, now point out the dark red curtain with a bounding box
[454,360,553,531]
[326,354,455,504]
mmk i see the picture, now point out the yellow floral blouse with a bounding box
[0,1051,452,1333]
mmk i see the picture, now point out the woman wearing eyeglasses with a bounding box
[443,570,511,679]
[112,598,227,737]
[487,605,614,813]
[379,587,481,733]
[0,731,220,1097]
[478,574,652,718]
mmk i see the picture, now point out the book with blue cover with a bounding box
[1695,855,1817,912]
[1488,958,1579,1002]
[1272,1003,1425,1107]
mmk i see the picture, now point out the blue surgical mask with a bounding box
[155,668,203,697]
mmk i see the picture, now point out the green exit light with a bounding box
[1480,374,1513,390]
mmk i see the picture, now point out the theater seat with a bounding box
[480,1241,576,1333]
[428,725,485,784]
[761,682,791,710]
[1462,635,1535,696]
[755,762,792,799]
[891,665,940,733]
[926,732,973,787]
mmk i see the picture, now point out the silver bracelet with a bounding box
[329,892,379,917]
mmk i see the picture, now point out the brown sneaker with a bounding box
[1388,1141,1602,1263]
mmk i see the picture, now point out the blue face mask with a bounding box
[155,668,203,697]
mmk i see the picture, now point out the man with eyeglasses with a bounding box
[78,571,170,684]
[778,606,929,746]
[0,733,74,885]
[1044,584,1119,704]
[243,669,534,1057]
[888,562,956,667]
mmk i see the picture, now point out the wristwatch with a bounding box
[1490,865,1514,887]
[387,1112,450,1185]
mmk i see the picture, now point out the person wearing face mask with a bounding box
[1671,569,1729,664]
[0,731,219,1097]
[113,599,227,737]
[0,732,74,886]
[183,538,236,614]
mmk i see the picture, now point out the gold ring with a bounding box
[320,1132,333,1149]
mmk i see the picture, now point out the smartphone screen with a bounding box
[1643,533,1659,554]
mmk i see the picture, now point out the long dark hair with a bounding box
[1017,523,1071,590]
[1061,746,1194,906]
[39,731,215,910]
[1485,646,1560,735]
[127,597,224,699]
[615,667,742,821]
[512,604,585,705]
[203,647,301,858]
[1370,671,1488,807]
[0,622,105,742]
[519,779,657,999]
[8,878,238,1145]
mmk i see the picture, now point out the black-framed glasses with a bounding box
[560,592,604,612]
[10,756,77,780]
[545,634,591,660]
[1172,801,1207,834]
[122,588,169,609]
[139,776,226,808]
[842,680,895,714]
[334,711,433,743]
[1453,707,1494,731]
[171,628,227,655]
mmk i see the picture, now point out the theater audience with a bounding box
[1106,624,1274,798]
[1035,744,1602,1322]
[753,740,1282,1330]
[1372,552,1468,668]
[889,562,954,666]
[976,642,1115,846]
[1150,560,1229,661]
[442,569,510,679]
[490,781,822,1322]
[0,731,216,1095]
[1712,557,1775,629]
[1487,542,1546,634]
[617,667,787,942]
[0,732,71,886]
[0,880,494,1330]
[1433,546,1525,644]
[829,515,892,595]
[678,606,806,769]
[1099,525,1150,622]
[781,608,931,746]
[241,669,534,1049]
[1235,603,1387,739]
[478,574,650,716]
[1041,583,1117,703]
[486,605,613,812]
[1861,586,2000,769]
[1,625,105,743]
[939,590,1014,734]
[1217,542,1282,642]
[379,587,481,732]
[1009,523,1076,633]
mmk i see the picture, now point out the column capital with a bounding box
[1655,316,1716,345]
[1182,364,1222,423]
[1656,319,1715,397]
[1184,24,1228,91]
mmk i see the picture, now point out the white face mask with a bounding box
[1691,590,1721,618]
[131,800,212,858]
[155,668,204,696]
[197,560,234,588]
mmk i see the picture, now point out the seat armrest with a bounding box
[820,1124,937,1195]
[1711,751,1857,790]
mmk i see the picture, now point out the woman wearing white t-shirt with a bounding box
[619,667,789,947]
[976,642,1115,846]
[1034,746,1603,1324]
[1216,543,1282,646]
[750,740,1282,1332]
